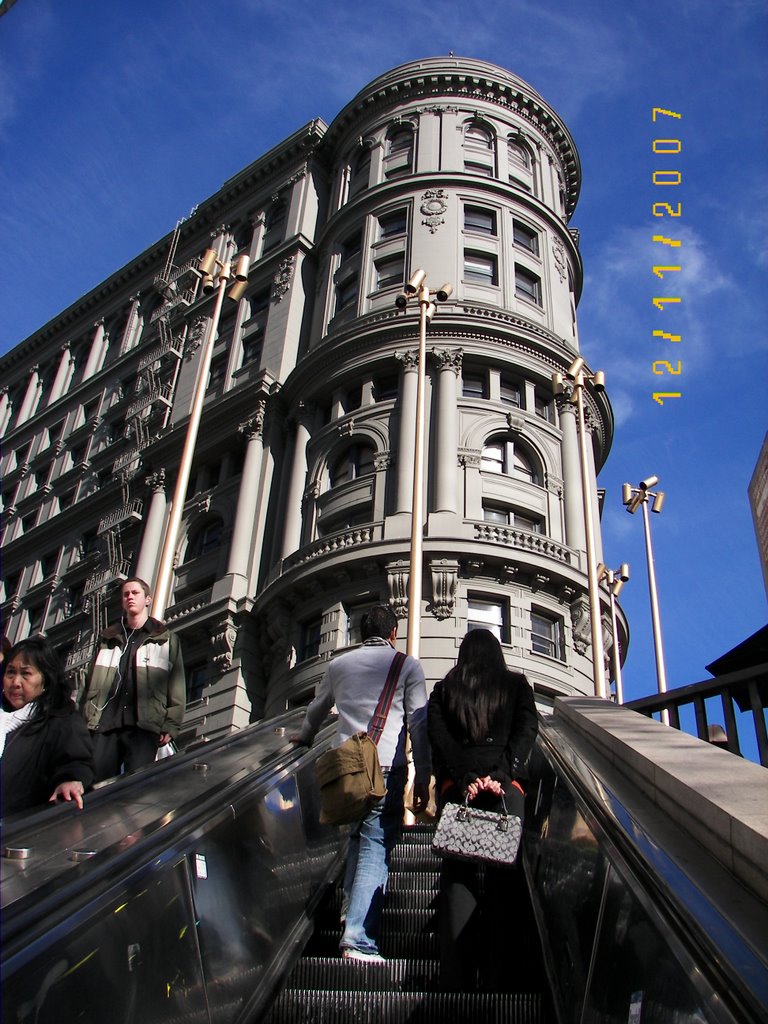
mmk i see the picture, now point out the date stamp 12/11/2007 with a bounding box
[651,107,683,408]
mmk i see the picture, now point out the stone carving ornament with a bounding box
[420,188,448,234]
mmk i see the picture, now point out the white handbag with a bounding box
[432,794,522,867]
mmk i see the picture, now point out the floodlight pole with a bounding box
[153,241,238,617]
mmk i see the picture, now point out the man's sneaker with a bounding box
[342,948,386,964]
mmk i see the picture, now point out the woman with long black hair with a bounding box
[1,636,94,816]
[428,628,538,989]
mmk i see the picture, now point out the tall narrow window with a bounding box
[531,611,563,660]
[464,122,495,177]
[262,202,287,255]
[462,372,487,399]
[513,222,539,256]
[335,231,362,315]
[300,619,322,662]
[384,128,414,178]
[500,376,522,407]
[349,147,371,198]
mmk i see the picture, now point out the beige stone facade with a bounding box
[0,58,626,743]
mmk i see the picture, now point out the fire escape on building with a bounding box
[65,224,202,683]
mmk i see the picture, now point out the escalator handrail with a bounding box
[534,716,768,1024]
[1,714,339,962]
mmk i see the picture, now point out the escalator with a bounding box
[3,700,767,1023]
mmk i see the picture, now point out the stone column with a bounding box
[394,350,419,514]
[121,296,142,354]
[17,366,42,424]
[134,470,168,586]
[433,348,462,514]
[49,342,74,404]
[280,404,312,559]
[82,320,107,380]
[226,404,266,578]
[557,397,586,554]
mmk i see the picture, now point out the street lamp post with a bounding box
[395,271,453,657]
[152,242,249,617]
[552,357,608,699]
[623,476,668,721]
[597,562,629,704]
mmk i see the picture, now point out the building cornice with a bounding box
[323,57,580,218]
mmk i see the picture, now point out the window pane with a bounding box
[465,160,494,177]
[500,378,521,406]
[301,621,322,661]
[379,209,407,238]
[508,140,531,168]
[464,251,498,284]
[531,612,561,659]
[481,442,504,472]
[464,206,496,235]
[515,266,541,304]
[483,505,509,525]
[513,222,539,255]
[336,274,358,313]
[462,373,487,399]
[376,254,405,290]
[468,599,504,641]
[465,124,492,149]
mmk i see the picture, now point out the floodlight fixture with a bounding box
[436,283,453,302]
[404,268,427,294]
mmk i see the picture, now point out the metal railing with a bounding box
[625,663,768,767]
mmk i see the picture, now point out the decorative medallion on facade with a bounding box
[185,317,207,359]
[420,189,449,234]
[272,256,295,302]
[551,237,567,282]
[570,596,591,656]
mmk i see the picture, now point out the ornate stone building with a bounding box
[0,57,625,743]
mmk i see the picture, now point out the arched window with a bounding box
[384,126,414,178]
[348,147,372,199]
[329,443,375,488]
[481,435,540,484]
[508,136,535,194]
[464,122,495,177]
[185,518,224,561]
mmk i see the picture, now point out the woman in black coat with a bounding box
[428,628,538,989]
[1,636,95,817]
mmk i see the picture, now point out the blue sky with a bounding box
[1,2,766,723]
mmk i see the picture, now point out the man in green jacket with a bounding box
[81,577,186,782]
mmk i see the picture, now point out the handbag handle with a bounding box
[367,651,406,744]
[456,792,510,831]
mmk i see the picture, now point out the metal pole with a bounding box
[641,497,669,721]
[573,376,607,698]
[406,285,429,657]
[153,252,231,617]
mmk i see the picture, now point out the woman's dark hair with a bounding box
[440,628,520,742]
[1,635,12,661]
[4,636,72,722]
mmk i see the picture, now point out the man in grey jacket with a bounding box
[292,604,430,962]
[81,577,186,782]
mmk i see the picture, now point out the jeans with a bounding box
[339,767,405,955]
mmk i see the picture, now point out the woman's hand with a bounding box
[466,775,504,800]
[50,780,85,810]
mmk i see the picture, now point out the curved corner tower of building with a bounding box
[0,57,625,740]
[254,56,618,717]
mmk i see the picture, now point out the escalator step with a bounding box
[308,929,439,960]
[283,956,439,991]
[264,988,545,1023]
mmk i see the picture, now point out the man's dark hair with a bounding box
[122,577,151,597]
[360,604,397,640]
